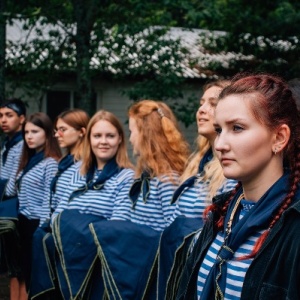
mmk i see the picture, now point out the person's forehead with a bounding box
[0,107,18,115]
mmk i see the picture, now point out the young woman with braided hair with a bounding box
[176,73,300,300]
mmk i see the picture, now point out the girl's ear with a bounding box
[79,127,86,137]
[19,115,25,125]
[272,124,290,154]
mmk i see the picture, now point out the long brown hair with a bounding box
[128,100,190,178]
[55,109,90,161]
[205,73,300,258]
[18,112,61,173]
[80,110,133,175]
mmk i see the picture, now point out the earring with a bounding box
[273,148,278,155]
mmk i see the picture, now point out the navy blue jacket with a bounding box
[176,191,300,300]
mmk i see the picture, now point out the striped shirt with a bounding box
[5,157,58,223]
[50,160,82,211]
[112,173,180,231]
[51,165,134,223]
[197,200,263,299]
[0,139,23,197]
[175,177,237,218]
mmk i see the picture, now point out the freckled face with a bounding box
[24,122,46,152]
[90,120,121,169]
[214,94,277,185]
[196,86,223,143]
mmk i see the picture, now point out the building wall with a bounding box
[9,78,202,149]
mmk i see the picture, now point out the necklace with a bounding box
[225,192,244,237]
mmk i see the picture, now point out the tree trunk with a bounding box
[0,0,6,104]
[72,0,95,115]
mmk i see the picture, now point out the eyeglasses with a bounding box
[53,127,77,136]
[53,127,68,135]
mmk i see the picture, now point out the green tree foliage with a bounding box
[164,0,300,79]
[3,0,300,122]
[5,0,194,116]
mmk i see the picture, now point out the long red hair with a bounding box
[128,100,190,178]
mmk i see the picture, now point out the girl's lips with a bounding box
[221,158,234,165]
[198,118,208,122]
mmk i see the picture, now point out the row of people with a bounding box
[0,86,226,299]
[1,72,300,299]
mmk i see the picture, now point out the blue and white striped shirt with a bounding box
[175,177,237,218]
[197,200,263,299]
[0,139,23,197]
[51,165,135,223]
[50,160,82,212]
[112,173,180,231]
[6,157,58,223]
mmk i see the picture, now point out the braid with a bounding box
[204,182,241,230]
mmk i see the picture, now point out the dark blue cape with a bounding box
[30,227,56,298]
[0,179,8,201]
[52,209,104,299]
[151,216,203,300]
[89,219,161,299]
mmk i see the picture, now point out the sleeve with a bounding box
[39,159,58,226]
[157,174,180,227]
[50,162,80,211]
[50,167,84,226]
[5,172,20,197]
[3,143,23,197]
[110,168,135,220]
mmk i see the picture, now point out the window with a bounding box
[46,91,72,121]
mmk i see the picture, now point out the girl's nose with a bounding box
[214,132,229,153]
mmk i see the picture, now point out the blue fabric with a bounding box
[1,131,23,166]
[68,157,120,201]
[30,226,56,298]
[201,172,291,300]
[171,148,213,204]
[89,219,161,299]
[129,171,151,208]
[52,209,104,299]
[157,216,203,299]
[0,196,18,220]
[0,179,8,201]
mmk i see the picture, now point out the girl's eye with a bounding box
[214,127,222,134]
[233,125,243,132]
[210,101,218,108]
